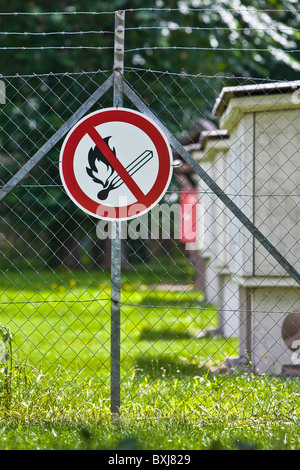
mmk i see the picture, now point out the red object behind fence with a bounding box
[180,188,199,244]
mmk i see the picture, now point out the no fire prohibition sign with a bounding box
[59,108,173,220]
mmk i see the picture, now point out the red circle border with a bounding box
[60,109,173,219]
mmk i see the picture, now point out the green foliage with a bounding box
[0,323,13,414]
[1,0,296,78]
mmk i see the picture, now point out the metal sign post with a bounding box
[110,10,124,422]
[0,80,5,104]
[58,10,171,421]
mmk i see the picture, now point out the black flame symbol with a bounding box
[86,136,118,200]
[86,136,154,201]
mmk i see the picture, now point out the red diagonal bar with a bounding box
[88,126,147,203]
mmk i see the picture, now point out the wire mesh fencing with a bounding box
[0,7,300,424]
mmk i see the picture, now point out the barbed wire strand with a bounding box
[0,45,298,54]
[0,26,299,35]
[0,30,114,36]
[0,8,299,15]
[0,46,112,50]
[125,46,300,53]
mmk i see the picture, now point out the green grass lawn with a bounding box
[1,263,300,450]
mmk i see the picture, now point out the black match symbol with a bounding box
[86,136,154,200]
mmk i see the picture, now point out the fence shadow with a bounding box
[141,292,206,307]
[134,355,209,379]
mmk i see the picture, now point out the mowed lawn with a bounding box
[1,264,300,450]
[0,263,236,378]
[0,263,236,404]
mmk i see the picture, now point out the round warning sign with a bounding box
[59,107,173,220]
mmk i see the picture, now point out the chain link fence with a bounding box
[0,8,300,425]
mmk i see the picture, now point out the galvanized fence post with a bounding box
[110,10,125,421]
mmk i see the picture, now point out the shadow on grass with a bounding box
[139,326,197,342]
[0,261,194,290]
[139,292,210,309]
[133,355,210,379]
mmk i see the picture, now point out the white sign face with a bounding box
[59,107,173,220]
[73,122,160,207]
